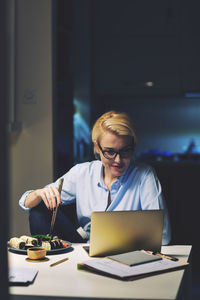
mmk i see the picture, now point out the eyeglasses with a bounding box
[98,142,134,160]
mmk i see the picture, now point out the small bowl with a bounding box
[27,247,46,260]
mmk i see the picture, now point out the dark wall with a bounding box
[154,162,200,270]
[0,0,9,297]
[90,0,200,157]
[53,0,74,178]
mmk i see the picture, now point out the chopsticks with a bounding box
[50,257,69,267]
[50,208,57,236]
[49,178,64,235]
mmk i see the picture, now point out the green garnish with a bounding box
[32,234,52,241]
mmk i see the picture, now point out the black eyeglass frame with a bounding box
[97,142,134,160]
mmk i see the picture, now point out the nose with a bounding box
[114,153,121,162]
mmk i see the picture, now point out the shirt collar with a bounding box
[97,163,105,188]
[120,163,134,183]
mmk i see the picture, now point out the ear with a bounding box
[93,141,101,161]
[94,140,100,154]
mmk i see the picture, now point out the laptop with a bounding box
[88,210,164,257]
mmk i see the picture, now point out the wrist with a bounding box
[25,190,41,208]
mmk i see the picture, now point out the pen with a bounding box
[143,250,178,262]
[50,257,69,267]
[152,252,179,261]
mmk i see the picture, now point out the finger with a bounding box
[49,186,60,208]
[47,185,61,207]
[45,187,56,210]
[40,190,51,210]
[52,186,62,206]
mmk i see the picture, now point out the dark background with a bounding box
[0,0,9,299]
[0,0,200,299]
[53,0,200,276]
[1,0,199,298]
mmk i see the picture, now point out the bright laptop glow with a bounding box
[89,210,164,257]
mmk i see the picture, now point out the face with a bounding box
[95,132,134,179]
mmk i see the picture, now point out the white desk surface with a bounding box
[9,244,192,300]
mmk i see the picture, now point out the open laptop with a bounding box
[87,210,164,257]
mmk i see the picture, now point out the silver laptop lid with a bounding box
[89,210,164,257]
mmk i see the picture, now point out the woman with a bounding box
[19,111,171,244]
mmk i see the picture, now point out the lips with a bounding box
[111,164,123,170]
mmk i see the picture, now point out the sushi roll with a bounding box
[42,241,51,251]
[9,237,26,249]
[50,240,56,249]
[20,235,38,246]
[56,239,64,248]
[49,239,63,249]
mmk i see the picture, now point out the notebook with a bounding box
[107,250,162,266]
[88,210,164,257]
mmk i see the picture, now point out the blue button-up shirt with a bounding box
[19,160,171,245]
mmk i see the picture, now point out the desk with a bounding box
[9,244,192,300]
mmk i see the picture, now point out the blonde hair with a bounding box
[91,111,137,147]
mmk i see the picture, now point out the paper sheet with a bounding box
[82,258,185,278]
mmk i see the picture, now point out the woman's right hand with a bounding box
[25,185,61,210]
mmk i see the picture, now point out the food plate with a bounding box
[7,240,72,255]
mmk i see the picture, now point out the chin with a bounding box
[111,166,125,177]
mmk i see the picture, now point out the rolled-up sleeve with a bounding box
[18,164,80,211]
[19,190,34,212]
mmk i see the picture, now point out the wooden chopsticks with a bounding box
[50,208,57,236]
[50,257,69,267]
[49,178,64,235]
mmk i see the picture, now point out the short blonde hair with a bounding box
[91,111,137,147]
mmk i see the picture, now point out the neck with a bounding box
[103,168,119,190]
